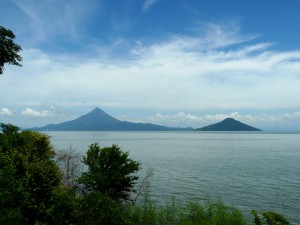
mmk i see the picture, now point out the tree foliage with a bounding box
[78,143,141,202]
[0,153,26,224]
[46,185,81,225]
[77,191,131,225]
[0,123,61,224]
[0,26,22,74]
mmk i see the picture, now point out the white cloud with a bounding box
[1,21,300,129]
[21,108,53,118]
[2,26,300,112]
[135,111,300,130]
[143,112,242,127]
[143,0,162,12]
[0,108,14,116]
[49,104,56,110]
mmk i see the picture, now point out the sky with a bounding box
[1,0,300,131]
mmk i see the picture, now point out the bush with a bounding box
[252,210,291,225]
[77,191,131,225]
[128,197,249,225]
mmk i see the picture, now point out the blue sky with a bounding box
[1,0,300,131]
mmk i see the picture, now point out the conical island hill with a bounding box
[194,118,261,131]
[35,108,193,131]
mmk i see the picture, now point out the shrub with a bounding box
[128,197,248,225]
[77,191,131,225]
[252,210,291,225]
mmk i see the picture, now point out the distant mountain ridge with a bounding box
[194,118,261,131]
[35,108,193,131]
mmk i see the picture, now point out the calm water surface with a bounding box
[47,131,300,224]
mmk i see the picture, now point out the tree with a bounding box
[55,147,82,188]
[0,153,26,224]
[0,26,22,74]
[0,124,61,224]
[78,143,141,202]
[46,185,81,225]
[132,167,153,205]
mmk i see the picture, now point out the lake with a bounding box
[47,131,300,224]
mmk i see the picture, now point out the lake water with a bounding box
[47,131,300,224]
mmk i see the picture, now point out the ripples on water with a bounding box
[47,131,300,224]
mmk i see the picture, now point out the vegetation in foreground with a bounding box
[129,196,247,225]
[0,123,292,225]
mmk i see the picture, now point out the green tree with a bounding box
[77,191,130,225]
[0,153,26,225]
[0,124,61,224]
[78,143,141,202]
[46,185,81,225]
[0,26,22,74]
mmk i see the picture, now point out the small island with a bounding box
[194,118,261,131]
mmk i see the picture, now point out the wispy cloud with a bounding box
[143,0,161,12]
[10,0,100,47]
